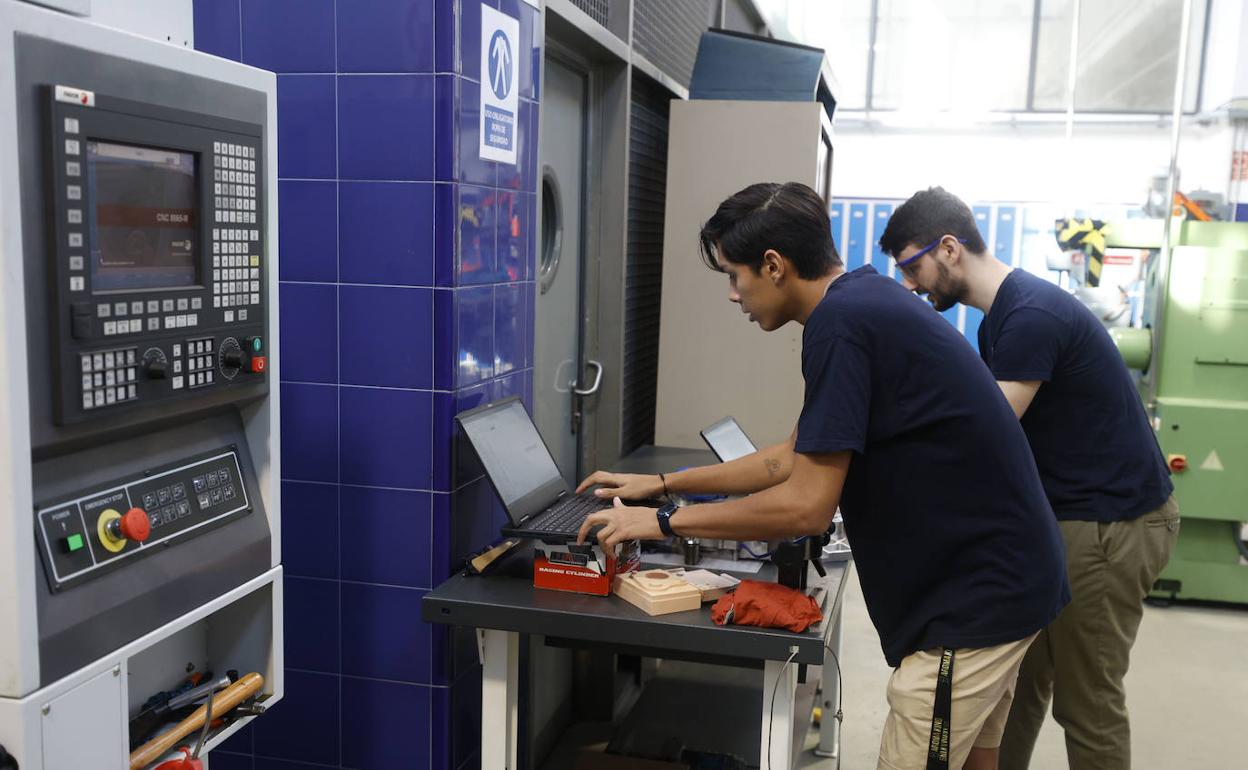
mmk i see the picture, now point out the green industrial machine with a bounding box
[1106,219,1248,603]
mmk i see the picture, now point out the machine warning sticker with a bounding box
[1200,450,1224,471]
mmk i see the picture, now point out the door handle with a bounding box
[573,360,603,396]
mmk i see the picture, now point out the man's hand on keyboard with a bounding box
[575,471,664,501]
[576,496,661,551]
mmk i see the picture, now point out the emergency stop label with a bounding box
[479,4,520,165]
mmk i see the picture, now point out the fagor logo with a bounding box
[489,29,512,100]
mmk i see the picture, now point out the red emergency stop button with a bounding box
[249,355,267,374]
[120,507,152,542]
[1167,454,1187,473]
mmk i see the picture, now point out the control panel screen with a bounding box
[86,140,198,292]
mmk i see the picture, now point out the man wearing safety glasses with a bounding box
[577,182,1069,770]
[880,187,1178,770]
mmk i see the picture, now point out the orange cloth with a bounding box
[711,580,823,633]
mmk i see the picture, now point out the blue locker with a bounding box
[870,203,894,272]
[995,206,1017,265]
[846,203,869,270]
[829,201,845,254]
[972,205,991,245]
[963,306,984,352]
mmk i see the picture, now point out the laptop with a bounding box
[456,396,615,541]
[699,416,758,462]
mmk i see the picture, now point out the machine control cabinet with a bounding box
[0,4,283,766]
[47,86,268,424]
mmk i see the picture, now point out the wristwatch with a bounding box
[656,502,679,537]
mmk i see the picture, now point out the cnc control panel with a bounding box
[35,448,252,592]
[48,85,268,425]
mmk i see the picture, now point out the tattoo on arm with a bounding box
[764,458,781,478]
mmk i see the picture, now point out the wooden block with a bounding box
[613,570,702,616]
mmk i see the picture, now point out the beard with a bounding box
[925,261,966,313]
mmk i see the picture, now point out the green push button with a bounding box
[252,337,263,352]
[65,533,84,553]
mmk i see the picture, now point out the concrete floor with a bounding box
[798,564,1248,769]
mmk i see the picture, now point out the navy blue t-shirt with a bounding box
[793,267,1068,663]
[978,270,1173,522]
[795,267,1069,667]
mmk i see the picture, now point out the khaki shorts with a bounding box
[878,633,1038,770]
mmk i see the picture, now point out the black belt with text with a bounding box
[926,648,955,769]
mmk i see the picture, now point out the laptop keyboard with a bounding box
[530,495,607,534]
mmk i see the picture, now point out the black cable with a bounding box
[766,648,799,770]
[823,640,846,730]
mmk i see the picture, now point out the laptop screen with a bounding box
[700,416,758,462]
[456,398,568,525]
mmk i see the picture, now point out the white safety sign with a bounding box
[480,4,520,165]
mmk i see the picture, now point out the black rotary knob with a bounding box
[219,337,244,380]
[142,347,168,379]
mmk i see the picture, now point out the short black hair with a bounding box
[699,182,841,280]
[878,187,987,258]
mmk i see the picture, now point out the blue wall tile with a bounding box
[193,0,241,61]
[496,191,525,281]
[456,185,498,284]
[340,583,430,683]
[278,283,337,384]
[281,481,338,579]
[283,577,340,673]
[341,677,431,769]
[431,492,452,579]
[208,752,252,770]
[455,285,494,387]
[450,476,506,570]
[277,76,337,180]
[339,387,433,488]
[459,0,484,80]
[252,670,339,765]
[493,283,524,376]
[338,75,436,181]
[498,99,532,192]
[241,0,335,73]
[278,181,337,282]
[524,192,536,281]
[216,721,253,754]
[435,75,457,182]
[433,289,455,390]
[434,183,456,286]
[339,285,433,389]
[456,79,497,187]
[253,758,324,770]
[337,0,436,73]
[280,384,338,482]
[435,0,456,74]
[340,486,433,588]
[338,182,435,286]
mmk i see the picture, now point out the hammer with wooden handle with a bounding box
[128,672,264,770]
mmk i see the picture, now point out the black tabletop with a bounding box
[422,445,849,666]
[422,540,847,666]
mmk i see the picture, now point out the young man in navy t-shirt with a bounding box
[880,187,1179,770]
[576,182,1069,770]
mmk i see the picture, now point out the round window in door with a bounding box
[540,167,563,295]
